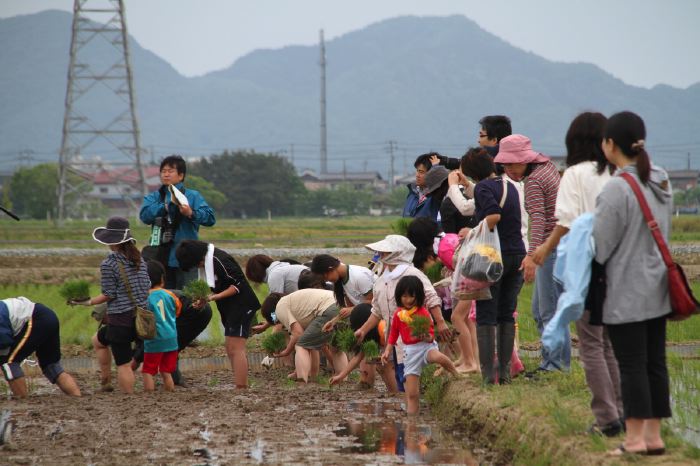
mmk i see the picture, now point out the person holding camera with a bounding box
[140,155,216,289]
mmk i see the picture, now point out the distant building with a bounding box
[300,170,388,192]
[83,165,161,217]
[668,170,700,191]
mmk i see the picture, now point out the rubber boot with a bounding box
[477,325,497,385]
[172,360,186,387]
[497,322,516,385]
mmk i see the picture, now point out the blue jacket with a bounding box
[402,183,438,219]
[139,182,216,267]
[542,213,594,356]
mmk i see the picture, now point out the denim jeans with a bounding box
[532,251,570,370]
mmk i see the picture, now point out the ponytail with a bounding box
[604,111,651,184]
[116,241,142,269]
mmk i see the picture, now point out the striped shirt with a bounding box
[524,161,560,255]
[100,252,150,318]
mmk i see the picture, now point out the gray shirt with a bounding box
[593,165,672,324]
[265,261,309,295]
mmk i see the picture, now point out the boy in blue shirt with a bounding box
[144,260,181,391]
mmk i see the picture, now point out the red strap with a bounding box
[619,172,674,268]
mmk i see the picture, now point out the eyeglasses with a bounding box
[478,132,488,139]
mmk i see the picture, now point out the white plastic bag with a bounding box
[450,221,503,300]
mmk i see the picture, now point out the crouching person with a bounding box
[261,289,348,383]
[0,297,80,398]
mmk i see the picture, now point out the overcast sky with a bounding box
[2,0,699,89]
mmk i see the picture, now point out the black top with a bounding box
[473,178,525,256]
[212,248,261,313]
[440,193,478,234]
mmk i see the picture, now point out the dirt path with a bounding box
[2,368,482,465]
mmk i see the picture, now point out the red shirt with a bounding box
[388,306,435,345]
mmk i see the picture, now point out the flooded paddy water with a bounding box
[2,365,487,465]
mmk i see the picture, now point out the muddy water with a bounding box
[2,368,484,465]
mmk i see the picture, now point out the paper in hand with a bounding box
[168,184,189,207]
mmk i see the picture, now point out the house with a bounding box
[668,170,700,191]
[300,170,388,192]
[85,165,161,217]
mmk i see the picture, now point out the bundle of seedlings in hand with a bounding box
[331,327,358,354]
[361,340,381,363]
[409,315,432,340]
[182,279,211,303]
[59,280,91,303]
[261,331,287,355]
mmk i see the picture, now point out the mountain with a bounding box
[1,10,698,174]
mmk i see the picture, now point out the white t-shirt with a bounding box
[342,265,375,305]
[555,161,612,228]
[265,262,309,294]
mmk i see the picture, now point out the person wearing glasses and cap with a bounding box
[70,216,150,394]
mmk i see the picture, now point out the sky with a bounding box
[2,0,699,89]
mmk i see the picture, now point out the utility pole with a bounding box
[688,152,691,170]
[290,143,295,167]
[386,140,396,192]
[319,29,328,174]
[57,0,145,224]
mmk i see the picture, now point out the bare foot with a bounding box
[287,371,297,379]
[456,364,479,374]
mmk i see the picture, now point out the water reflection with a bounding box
[337,401,477,465]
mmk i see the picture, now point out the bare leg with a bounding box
[143,373,155,392]
[161,372,175,392]
[116,363,135,394]
[612,418,646,454]
[427,349,459,376]
[321,345,335,373]
[55,372,81,396]
[309,349,320,379]
[330,348,348,376]
[379,361,399,393]
[643,419,664,451]
[452,300,478,372]
[467,318,479,367]
[404,375,421,415]
[295,346,312,382]
[225,336,248,389]
[92,334,113,389]
[8,377,28,398]
[359,359,376,385]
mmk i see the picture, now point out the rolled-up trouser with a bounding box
[576,310,623,426]
[297,306,339,350]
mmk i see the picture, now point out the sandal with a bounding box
[645,447,666,456]
[607,444,646,457]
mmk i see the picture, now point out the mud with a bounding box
[1,368,484,465]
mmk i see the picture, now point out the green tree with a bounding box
[189,150,305,218]
[295,184,374,216]
[186,175,228,212]
[8,163,92,219]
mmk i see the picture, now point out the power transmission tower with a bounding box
[57,0,146,224]
[386,140,397,192]
[319,29,328,174]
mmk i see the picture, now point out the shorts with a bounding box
[1,304,61,374]
[142,350,178,375]
[297,306,338,350]
[219,307,256,338]
[402,341,439,377]
[97,324,136,366]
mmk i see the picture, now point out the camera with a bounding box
[154,216,175,245]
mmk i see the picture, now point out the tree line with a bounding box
[1,150,406,219]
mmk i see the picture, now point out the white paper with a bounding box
[168,184,189,207]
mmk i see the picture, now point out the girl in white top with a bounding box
[310,255,375,313]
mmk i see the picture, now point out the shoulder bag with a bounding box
[620,172,699,321]
[117,262,157,339]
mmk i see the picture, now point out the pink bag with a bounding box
[437,233,461,271]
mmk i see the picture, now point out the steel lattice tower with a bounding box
[57,0,145,223]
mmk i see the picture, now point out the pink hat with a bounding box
[494,134,550,164]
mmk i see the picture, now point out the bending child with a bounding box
[381,275,459,415]
[143,261,181,392]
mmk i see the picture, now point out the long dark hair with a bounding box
[175,239,208,272]
[406,217,439,270]
[565,112,613,175]
[114,241,142,269]
[394,275,425,309]
[604,111,651,183]
[310,255,345,305]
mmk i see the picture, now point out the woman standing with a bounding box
[76,217,150,394]
[176,240,261,389]
[593,111,672,456]
[461,149,525,384]
[532,112,623,436]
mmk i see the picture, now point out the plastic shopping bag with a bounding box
[450,221,502,301]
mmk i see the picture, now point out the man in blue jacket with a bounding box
[140,155,216,289]
[402,153,440,219]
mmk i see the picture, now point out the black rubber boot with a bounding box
[172,360,186,387]
[477,325,497,385]
[497,322,516,384]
